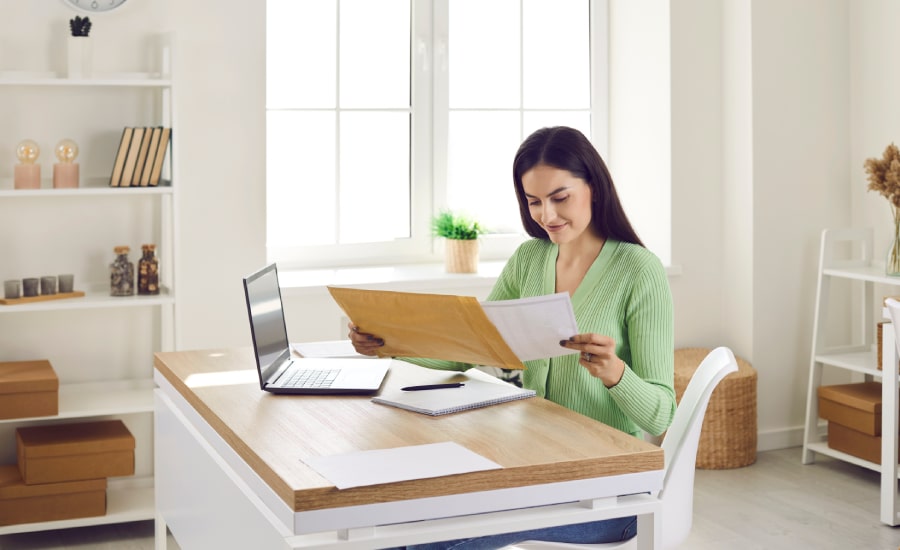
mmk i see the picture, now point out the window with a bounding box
[266,0,607,269]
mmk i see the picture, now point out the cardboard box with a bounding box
[16,420,135,485]
[0,360,59,419]
[817,382,883,436]
[0,464,105,526]
[827,422,891,464]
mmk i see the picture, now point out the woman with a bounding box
[350,126,675,548]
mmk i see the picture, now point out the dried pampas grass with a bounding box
[865,143,900,209]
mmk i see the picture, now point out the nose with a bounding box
[541,202,557,225]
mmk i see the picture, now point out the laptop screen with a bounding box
[243,263,291,385]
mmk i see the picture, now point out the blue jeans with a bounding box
[393,516,637,550]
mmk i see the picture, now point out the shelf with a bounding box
[0,379,155,424]
[0,178,172,196]
[815,348,886,377]
[806,441,879,473]
[804,229,900,527]
[0,34,175,543]
[823,265,900,286]
[0,74,171,88]
[0,478,155,535]
[806,441,900,478]
[0,287,174,314]
[59,380,155,418]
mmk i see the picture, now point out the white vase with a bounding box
[67,36,92,79]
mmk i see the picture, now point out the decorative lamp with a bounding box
[52,138,80,189]
[14,139,41,190]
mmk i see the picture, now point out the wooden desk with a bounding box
[153,348,664,549]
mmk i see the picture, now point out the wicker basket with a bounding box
[674,347,758,469]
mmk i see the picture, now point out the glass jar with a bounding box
[110,245,134,296]
[138,243,160,295]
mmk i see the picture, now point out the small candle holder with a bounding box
[40,276,57,295]
[3,280,20,299]
[58,274,75,294]
[53,138,80,189]
[22,278,39,297]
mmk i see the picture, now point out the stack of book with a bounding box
[109,126,172,187]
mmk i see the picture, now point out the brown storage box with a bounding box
[827,422,893,464]
[0,360,59,419]
[16,420,135,485]
[817,382,883,436]
[0,464,106,525]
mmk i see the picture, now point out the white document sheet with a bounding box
[291,339,365,358]
[303,441,502,490]
[481,292,580,362]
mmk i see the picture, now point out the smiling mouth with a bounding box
[545,223,566,232]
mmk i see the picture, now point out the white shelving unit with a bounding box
[802,227,900,526]
[0,35,175,536]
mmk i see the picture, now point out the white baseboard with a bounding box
[757,426,805,452]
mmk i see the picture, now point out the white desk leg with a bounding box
[635,511,659,550]
[155,512,168,550]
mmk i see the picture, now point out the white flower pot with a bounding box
[67,36,92,79]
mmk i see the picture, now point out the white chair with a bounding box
[506,346,740,550]
[886,298,900,342]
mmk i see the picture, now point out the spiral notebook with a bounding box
[372,370,536,416]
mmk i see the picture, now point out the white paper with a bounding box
[291,339,366,358]
[481,293,579,361]
[303,441,501,490]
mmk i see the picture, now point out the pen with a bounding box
[400,383,465,391]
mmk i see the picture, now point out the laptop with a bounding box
[242,263,390,395]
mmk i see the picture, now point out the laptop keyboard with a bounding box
[282,368,339,388]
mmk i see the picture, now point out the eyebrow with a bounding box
[524,186,570,199]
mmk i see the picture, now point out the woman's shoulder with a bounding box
[511,238,554,260]
[609,241,666,274]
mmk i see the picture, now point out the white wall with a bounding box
[749,0,852,446]
[850,1,900,293]
[167,2,266,350]
[668,0,726,351]
[720,0,754,364]
[613,0,852,449]
[607,0,672,267]
[5,0,888,452]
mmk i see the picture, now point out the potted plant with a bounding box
[864,143,900,275]
[432,210,485,273]
[67,16,92,78]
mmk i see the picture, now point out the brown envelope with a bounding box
[327,287,524,370]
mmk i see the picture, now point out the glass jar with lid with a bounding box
[138,243,160,295]
[110,245,134,296]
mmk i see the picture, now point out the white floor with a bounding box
[685,446,900,550]
[1,447,900,549]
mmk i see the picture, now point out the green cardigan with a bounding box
[404,238,676,437]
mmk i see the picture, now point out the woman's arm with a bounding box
[607,262,676,436]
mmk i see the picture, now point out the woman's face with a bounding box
[521,164,596,246]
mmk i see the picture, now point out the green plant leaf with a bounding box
[431,210,484,240]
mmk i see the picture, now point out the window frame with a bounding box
[266,0,609,270]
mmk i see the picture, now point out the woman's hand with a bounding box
[347,322,384,356]
[559,333,626,388]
